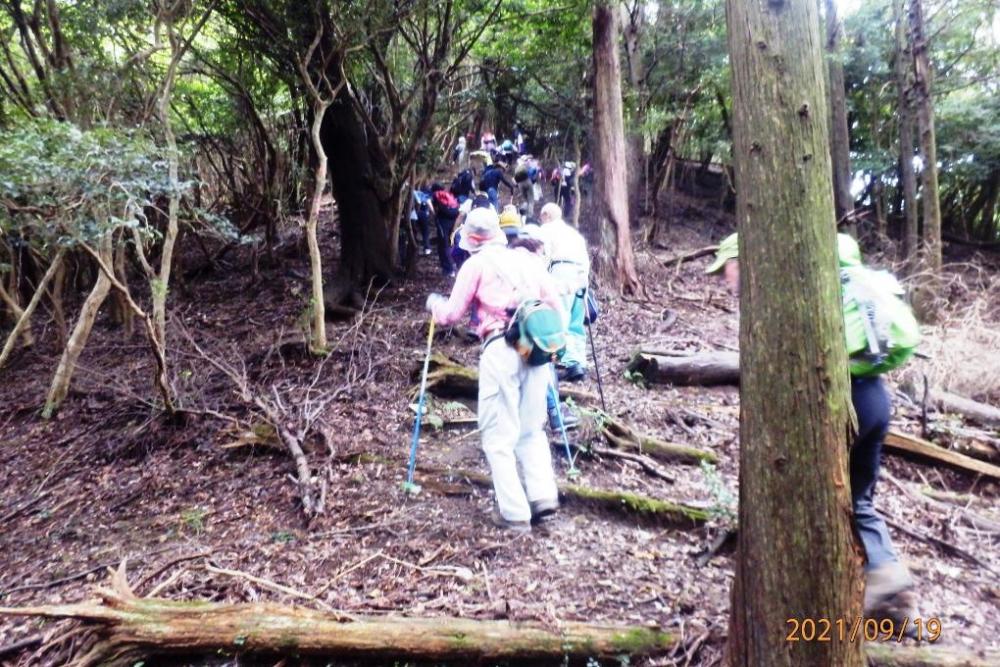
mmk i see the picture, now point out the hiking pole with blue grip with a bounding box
[549,382,580,478]
[404,318,436,495]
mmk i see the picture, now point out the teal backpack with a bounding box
[505,299,566,366]
[841,266,921,377]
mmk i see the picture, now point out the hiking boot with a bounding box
[489,508,531,533]
[864,561,914,614]
[558,363,587,383]
[868,590,921,638]
[548,404,579,431]
[529,498,560,524]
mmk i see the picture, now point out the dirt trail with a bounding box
[0,195,998,665]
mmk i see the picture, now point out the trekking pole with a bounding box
[585,315,608,414]
[548,382,580,479]
[403,318,436,495]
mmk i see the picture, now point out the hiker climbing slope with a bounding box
[706,232,922,625]
[537,203,590,382]
[426,208,565,532]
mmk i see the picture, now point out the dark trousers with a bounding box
[436,213,457,274]
[416,207,431,250]
[851,376,899,570]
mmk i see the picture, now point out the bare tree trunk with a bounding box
[0,248,65,371]
[725,0,862,664]
[591,0,641,294]
[894,0,919,267]
[0,279,32,348]
[305,100,331,352]
[49,255,67,348]
[43,237,113,418]
[825,0,854,232]
[113,236,134,338]
[908,0,942,275]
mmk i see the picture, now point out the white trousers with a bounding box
[478,339,559,522]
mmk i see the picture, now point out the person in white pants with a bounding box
[537,202,590,382]
[426,208,564,531]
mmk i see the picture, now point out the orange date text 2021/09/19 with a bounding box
[785,617,942,643]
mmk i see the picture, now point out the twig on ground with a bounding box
[204,563,355,618]
[884,517,1000,577]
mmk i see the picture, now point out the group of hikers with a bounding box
[414,127,924,628]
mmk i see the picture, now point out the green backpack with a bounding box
[841,266,921,377]
[505,299,567,366]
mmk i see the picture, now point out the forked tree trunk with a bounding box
[43,237,114,418]
[825,0,854,231]
[0,248,65,372]
[305,99,331,352]
[591,0,641,294]
[725,0,862,664]
[894,0,919,267]
[908,0,941,275]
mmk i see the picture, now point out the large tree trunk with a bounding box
[725,0,863,665]
[43,236,114,418]
[825,0,854,231]
[591,0,641,294]
[0,589,675,664]
[909,0,942,275]
[622,3,646,226]
[322,93,397,286]
[894,0,919,267]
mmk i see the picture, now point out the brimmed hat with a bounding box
[459,208,507,253]
[705,232,863,273]
[499,205,522,232]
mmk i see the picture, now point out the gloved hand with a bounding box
[425,293,446,313]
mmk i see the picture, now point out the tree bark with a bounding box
[908,0,942,275]
[893,0,919,267]
[725,0,863,665]
[591,0,641,294]
[305,100,331,352]
[0,589,676,664]
[43,237,114,418]
[825,0,854,231]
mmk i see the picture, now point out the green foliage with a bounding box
[622,368,647,389]
[699,460,736,526]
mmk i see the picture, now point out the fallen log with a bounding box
[902,383,1000,429]
[421,466,709,527]
[596,413,718,465]
[0,588,675,665]
[865,644,1000,667]
[422,354,597,403]
[627,351,740,386]
[657,244,719,267]
[884,431,1000,480]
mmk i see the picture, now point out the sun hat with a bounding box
[459,207,507,253]
[499,205,522,232]
[705,232,863,273]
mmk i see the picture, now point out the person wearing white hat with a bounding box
[536,202,590,382]
[426,208,565,532]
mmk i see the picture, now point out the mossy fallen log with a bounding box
[597,413,718,466]
[423,466,709,527]
[627,351,740,386]
[0,586,675,665]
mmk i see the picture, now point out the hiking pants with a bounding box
[435,213,457,275]
[486,187,500,212]
[416,206,431,250]
[519,180,535,217]
[478,338,558,522]
[851,376,900,570]
[549,264,588,369]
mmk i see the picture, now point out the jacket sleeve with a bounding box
[431,259,480,326]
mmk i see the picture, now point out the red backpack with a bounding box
[433,189,459,216]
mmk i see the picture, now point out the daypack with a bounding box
[579,287,599,325]
[841,266,920,377]
[505,300,567,366]
[513,162,530,183]
[451,170,474,197]
[433,189,460,217]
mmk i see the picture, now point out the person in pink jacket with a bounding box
[426,208,564,532]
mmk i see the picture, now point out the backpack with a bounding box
[578,287,599,325]
[433,189,460,217]
[451,170,474,197]
[513,162,529,183]
[505,300,567,366]
[841,266,920,377]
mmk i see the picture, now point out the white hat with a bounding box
[539,202,562,224]
[459,208,507,253]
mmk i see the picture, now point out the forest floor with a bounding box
[0,191,999,666]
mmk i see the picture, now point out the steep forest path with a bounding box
[0,192,998,665]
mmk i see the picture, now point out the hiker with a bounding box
[426,208,564,531]
[412,187,433,255]
[556,161,577,219]
[537,203,590,382]
[452,135,467,166]
[705,232,921,623]
[514,155,539,217]
[452,193,495,272]
[450,167,476,204]
[499,205,523,242]
[429,184,459,276]
[480,131,497,156]
[480,161,516,212]
[509,232,580,432]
